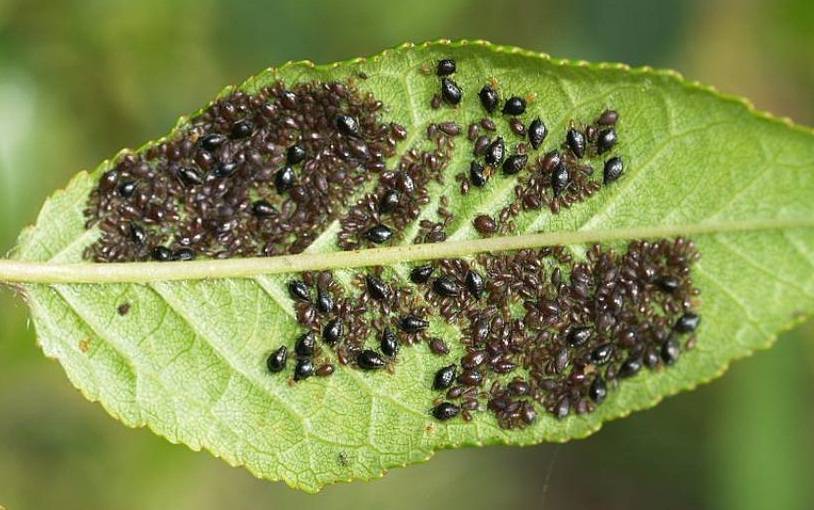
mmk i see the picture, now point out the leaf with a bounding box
[5,40,814,492]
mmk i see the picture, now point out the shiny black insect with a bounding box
[656,275,680,293]
[432,402,460,421]
[335,114,360,137]
[252,200,276,218]
[566,326,592,347]
[288,280,310,302]
[469,161,487,187]
[365,224,393,244]
[151,246,172,261]
[566,128,586,158]
[589,376,607,403]
[357,350,387,370]
[528,118,547,149]
[502,154,528,175]
[465,270,484,299]
[478,85,499,113]
[410,265,434,284]
[129,223,147,245]
[231,119,254,139]
[380,328,400,357]
[589,343,613,365]
[266,346,288,373]
[502,96,526,115]
[214,161,239,178]
[366,275,391,301]
[551,162,570,197]
[295,332,317,357]
[674,312,700,333]
[433,276,461,297]
[433,365,457,390]
[378,189,400,214]
[286,144,307,164]
[661,338,680,365]
[118,180,136,198]
[323,318,344,345]
[294,359,315,381]
[316,287,334,314]
[440,78,462,105]
[275,166,296,193]
[200,133,227,151]
[484,137,505,166]
[596,128,617,154]
[172,248,195,261]
[603,157,624,184]
[618,356,643,378]
[399,314,428,333]
[178,167,203,186]
[436,58,456,76]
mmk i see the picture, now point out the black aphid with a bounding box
[618,356,643,378]
[316,287,334,314]
[589,376,607,403]
[365,224,393,244]
[275,166,296,193]
[357,350,387,370]
[178,167,203,186]
[294,358,314,381]
[656,275,680,293]
[117,303,131,316]
[596,128,617,154]
[172,248,195,261]
[366,275,391,301]
[288,280,310,302]
[200,133,227,151]
[129,223,147,245]
[566,128,586,158]
[440,78,462,105]
[465,270,484,299]
[410,265,434,284]
[551,163,570,197]
[286,144,307,164]
[323,318,344,345]
[528,118,547,149]
[151,246,172,261]
[231,119,254,139]
[399,314,428,333]
[335,114,360,137]
[567,326,592,347]
[603,157,624,184]
[118,181,136,198]
[432,402,460,421]
[433,365,457,390]
[436,58,456,76]
[433,276,461,297]
[478,85,499,113]
[469,161,487,187]
[661,338,680,365]
[589,343,614,365]
[484,137,505,166]
[214,161,239,178]
[252,200,276,218]
[378,189,400,214]
[266,346,288,373]
[295,331,317,357]
[674,312,700,333]
[502,96,526,115]
[380,328,400,357]
[502,154,528,175]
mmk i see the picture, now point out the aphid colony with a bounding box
[267,237,702,428]
[84,79,408,261]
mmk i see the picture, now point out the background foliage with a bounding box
[0,0,812,508]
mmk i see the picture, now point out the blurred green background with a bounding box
[1,0,813,508]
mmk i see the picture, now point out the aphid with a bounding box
[502,154,528,175]
[172,248,195,261]
[378,189,401,214]
[502,96,526,115]
[316,287,334,314]
[596,128,617,154]
[429,337,449,355]
[597,109,619,125]
[399,314,428,333]
[440,78,462,105]
[484,137,505,166]
[364,224,393,244]
[436,58,456,76]
[316,364,335,377]
[473,214,497,235]
[129,223,147,245]
[151,246,172,261]
[589,343,613,365]
[323,318,344,345]
[335,114,360,137]
[295,332,317,357]
[432,365,456,391]
[117,303,131,316]
[288,280,311,302]
[438,122,460,136]
[357,350,386,370]
[589,376,607,403]
[214,161,239,178]
[200,133,227,151]
[566,326,592,347]
[551,162,570,197]
[118,180,136,198]
[432,402,460,421]
[286,144,307,164]
[566,128,586,158]
[366,275,391,301]
[231,119,254,139]
[266,346,288,373]
[509,118,526,137]
[541,150,561,172]
[618,356,643,378]
[603,157,624,184]
[674,312,700,333]
[430,94,442,109]
[528,118,547,149]
[461,350,487,369]
[178,167,203,186]
[380,328,400,357]
[410,265,434,284]
[294,358,315,381]
[655,275,680,293]
[478,85,499,113]
[252,200,276,217]
[275,166,296,193]
[433,276,461,297]
[465,270,484,299]
[661,337,680,365]
[469,161,487,187]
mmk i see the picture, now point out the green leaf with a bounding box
[5,40,814,492]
